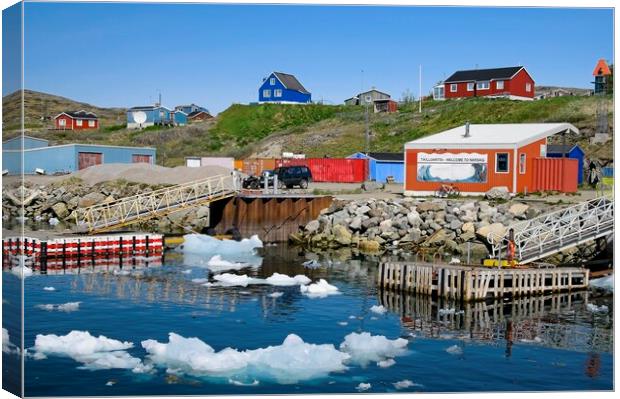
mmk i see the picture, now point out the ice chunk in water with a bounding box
[141,332,349,383]
[43,286,56,291]
[445,345,463,355]
[207,255,250,272]
[300,279,339,298]
[181,234,263,255]
[2,328,18,355]
[10,264,33,279]
[377,358,396,368]
[268,292,284,298]
[356,382,371,391]
[590,274,613,292]
[32,330,147,372]
[36,302,81,312]
[370,305,387,315]
[339,332,407,365]
[586,303,609,313]
[213,273,263,287]
[393,379,421,389]
[265,273,311,286]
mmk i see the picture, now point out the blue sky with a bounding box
[8,2,615,113]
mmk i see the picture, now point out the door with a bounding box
[132,154,152,164]
[78,152,103,170]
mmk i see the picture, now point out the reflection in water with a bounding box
[379,289,613,354]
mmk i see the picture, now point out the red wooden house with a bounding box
[54,110,99,130]
[440,66,535,101]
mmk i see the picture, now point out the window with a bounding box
[467,82,474,91]
[526,83,532,92]
[496,80,504,90]
[76,119,83,126]
[496,153,509,173]
[477,81,490,90]
[58,119,66,127]
[274,89,282,97]
[450,84,458,92]
[519,153,526,174]
[270,77,276,85]
[540,144,547,157]
[263,89,271,98]
[88,120,95,127]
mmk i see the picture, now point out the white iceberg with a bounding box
[590,274,613,292]
[10,264,33,279]
[356,382,371,391]
[370,305,387,315]
[300,279,340,298]
[393,379,421,389]
[339,332,408,365]
[446,344,463,355]
[265,273,311,286]
[181,234,263,255]
[2,328,18,355]
[207,273,312,288]
[377,358,396,368]
[206,255,250,272]
[32,330,147,373]
[213,273,262,287]
[43,286,56,291]
[36,302,81,312]
[141,332,349,383]
[268,292,284,298]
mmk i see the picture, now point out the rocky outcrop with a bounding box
[291,197,551,257]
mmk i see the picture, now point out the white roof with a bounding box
[405,123,579,150]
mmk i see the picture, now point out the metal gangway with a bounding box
[488,197,614,264]
[76,173,239,234]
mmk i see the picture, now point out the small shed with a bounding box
[546,144,585,184]
[404,123,580,196]
[2,139,156,175]
[172,110,188,126]
[348,152,404,183]
[373,99,398,113]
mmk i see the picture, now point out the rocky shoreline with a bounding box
[291,196,549,259]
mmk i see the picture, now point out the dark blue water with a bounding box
[2,244,613,396]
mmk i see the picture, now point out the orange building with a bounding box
[404,123,579,196]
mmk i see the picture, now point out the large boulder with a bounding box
[78,192,107,208]
[508,203,529,218]
[332,225,352,246]
[349,216,362,230]
[476,223,507,241]
[424,229,451,246]
[361,181,384,192]
[457,241,490,258]
[358,239,381,252]
[485,186,510,201]
[379,219,393,233]
[305,220,320,234]
[417,201,445,212]
[461,222,475,234]
[355,205,371,215]
[51,202,69,219]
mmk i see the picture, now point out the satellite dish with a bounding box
[132,111,147,125]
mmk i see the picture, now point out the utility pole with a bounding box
[419,64,422,113]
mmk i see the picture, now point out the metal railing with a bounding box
[488,197,614,264]
[76,173,239,234]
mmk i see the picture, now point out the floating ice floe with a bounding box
[302,260,321,269]
[191,278,209,284]
[339,332,408,366]
[370,305,387,315]
[393,379,421,389]
[300,279,340,298]
[206,273,312,288]
[229,378,259,386]
[181,269,193,274]
[213,273,263,287]
[337,322,348,326]
[43,286,56,291]
[590,274,614,292]
[445,345,463,355]
[141,332,349,384]
[268,292,284,298]
[207,255,250,272]
[265,273,311,286]
[586,303,609,313]
[181,234,264,269]
[377,358,396,368]
[32,330,149,373]
[36,302,81,312]
[356,382,371,391]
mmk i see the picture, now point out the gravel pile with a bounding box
[72,163,232,185]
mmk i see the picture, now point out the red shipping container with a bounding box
[242,158,277,176]
[277,158,368,183]
[532,157,578,193]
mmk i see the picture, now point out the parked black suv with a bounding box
[275,166,312,189]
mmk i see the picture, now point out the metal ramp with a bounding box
[76,174,239,234]
[488,197,614,264]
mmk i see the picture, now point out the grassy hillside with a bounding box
[2,90,613,166]
[2,90,126,132]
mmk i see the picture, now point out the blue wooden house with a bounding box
[348,152,404,183]
[258,72,311,104]
[172,110,188,126]
[127,105,172,129]
[546,144,585,184]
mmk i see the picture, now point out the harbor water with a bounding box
[2,241,614,396]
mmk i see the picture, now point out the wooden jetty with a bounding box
[378,262,589,301]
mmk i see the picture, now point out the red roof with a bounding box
[592,59,611,76]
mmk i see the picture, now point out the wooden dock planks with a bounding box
[378,262,589,301]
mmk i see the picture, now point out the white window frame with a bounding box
[477,81,490,90]
[540,144,546,157]
[263,89,271,98]
[526,83,532,92]
[88,120,95,127]
[495,153,510,174]
[270,77,276,85]
[58,119,66,127]
[519,153,526,174]
[467,82,474,92]
[76,119,83,127]
[274,89,282,98]
[496,80,504,90]
[450,84,458,92]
